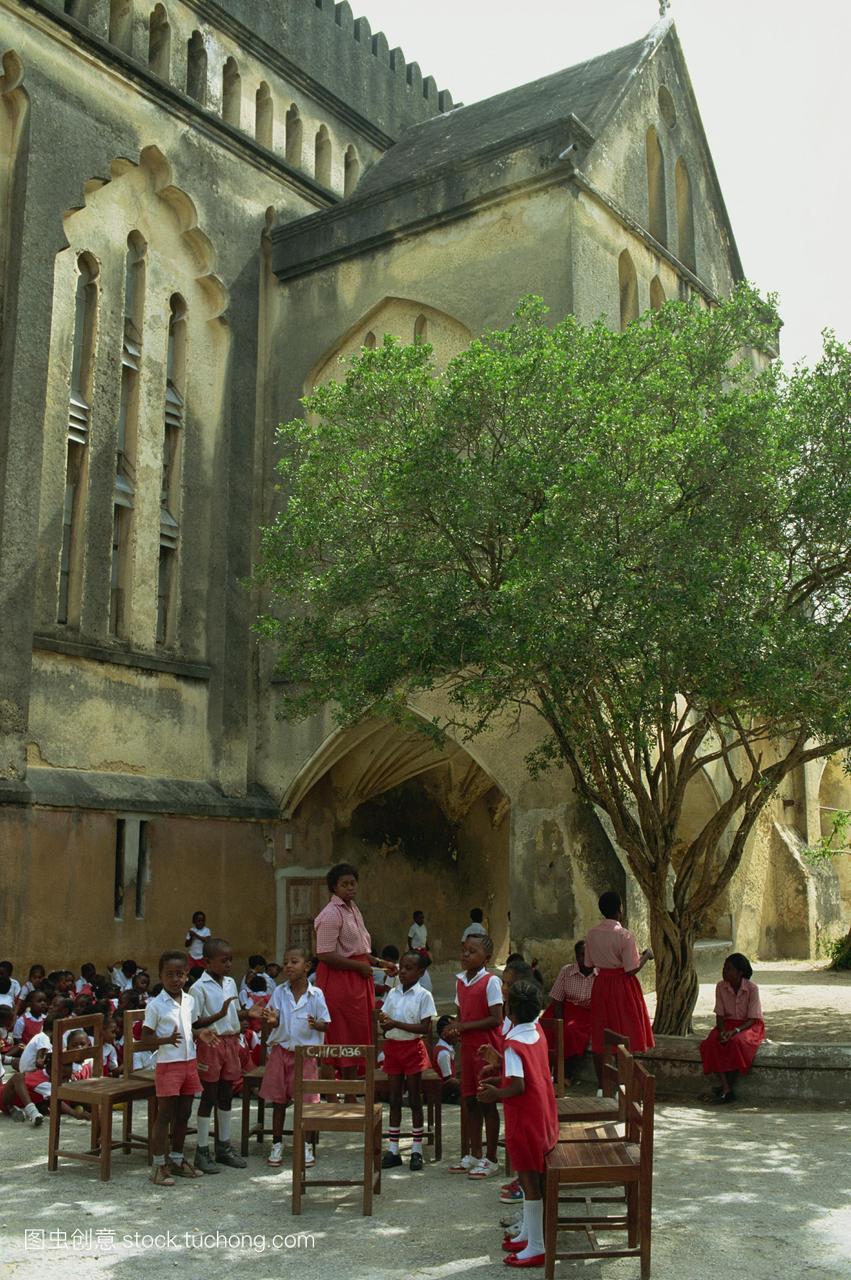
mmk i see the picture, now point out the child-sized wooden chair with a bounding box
[48,1013,156,1182]
[544,1052,655,1280]
[120,1009,157,1162]
[291,1045,382,1216]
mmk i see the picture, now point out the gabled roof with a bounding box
[357,33,651,196]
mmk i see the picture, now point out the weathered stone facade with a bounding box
[0,1,847,975]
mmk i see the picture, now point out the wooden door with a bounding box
[286,877,326,954]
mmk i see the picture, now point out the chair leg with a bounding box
[90,1105,99,1155]
[544,1170,558,1280]
[627,1181,639,1247]
[48,1100,59,1172]
[122,1099,132,1154]
[257,1097,265,1145]
[374,1116,382,1195]
[147,1096,156,1164]
[362,1122,373,1215]
[434,1095,442,1162]
[291,1123,303,1216]
[639,1172,652,1279]
[100,1103,112,1181]
[241,1087,250,1158]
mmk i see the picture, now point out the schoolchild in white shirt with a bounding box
[377,951,437,1171]
[190,937,248,1173]
[256,947,330,1169]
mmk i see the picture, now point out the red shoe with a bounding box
[504,1254,545,1269]
[502,1238,528,1253]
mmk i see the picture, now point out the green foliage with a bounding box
[803,809,851,867]
[255,285,851,1030]
[825,931,851,971]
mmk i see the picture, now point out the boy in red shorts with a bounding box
[190,937,247,1172]
[377,951,437,1171]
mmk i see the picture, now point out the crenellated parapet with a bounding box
[214,0,453,136]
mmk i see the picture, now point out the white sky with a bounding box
[358,0,851,366]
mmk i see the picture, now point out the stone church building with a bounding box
[0,0,847,974]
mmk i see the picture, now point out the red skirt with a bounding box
[590,968,654,1054]
[382,1037,430,1077]
[313,955,375,1065]
[542,1000,593,1060]
[700,1019,765,1075]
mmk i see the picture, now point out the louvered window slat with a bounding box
[68,393,90,444]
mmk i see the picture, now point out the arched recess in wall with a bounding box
[344,144,360,196]
[674,769,732,940]
[255,81,273,150]
[285,104,302,166]
[649,276,666,310]
[148,4,170,79]
[618,251,638,330]
[675,158,696,273]
[186,31,207,104]
[222,57,241,128]
[0,51,28,332]
[646,125,667,246]
[108,0,133,51]
[314,124,331,187]
[39,146,229,647]
[309,298,472,390]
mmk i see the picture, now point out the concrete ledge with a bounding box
[636,1035,851,1104]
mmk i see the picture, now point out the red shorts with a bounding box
[382,1037,430,1077]
[196,1034,242,1084]
[155,1059,202,1097]
[259,1045,320,1105]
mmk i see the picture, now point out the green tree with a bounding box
[256,287,851,1034]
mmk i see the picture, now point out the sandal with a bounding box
[150,1165,175,1187]
[168,1159,204,1178]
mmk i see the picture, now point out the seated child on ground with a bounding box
[14,990,48,1045]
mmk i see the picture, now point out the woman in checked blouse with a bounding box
[312,863,396,1073]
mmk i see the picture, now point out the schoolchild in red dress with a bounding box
[378,951,437,1171]
[699,953,765,1104]
[584,892,654,1085]
[478,981,558,1270]
[13,989,48,1045]
[444,934,503,1178]
[313,863,397,1077]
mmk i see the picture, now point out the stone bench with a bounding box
[635,1036,851,1105]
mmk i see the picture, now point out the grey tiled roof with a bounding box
[358,34,649,194]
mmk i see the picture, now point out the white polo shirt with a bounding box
[143,989,196,1063]
[186,925,211,962]
[19,1031,51,1072]
[408,922,428,949]
[455,969,503,1008]
[190,971,241,1035]
[503,1021,540,1077]
[267,981,331,1049]
[381,982,437,1041]
[239,971,276,996]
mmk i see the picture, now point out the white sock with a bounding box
[196,1115,211,1147]
[24,1103,39,1120]
[169,1151,183,1164]
[517,1201,544,1259]
[216,1108,231,1143]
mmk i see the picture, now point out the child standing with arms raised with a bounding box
[378,950,437,1171]
[479,980,559,1268]
[445,934,502,1177]
[190,937,247,1172]
[257,946,331,1169]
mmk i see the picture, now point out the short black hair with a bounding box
[469,908,484,923]
[504,960,534,984]
[120,960,138,976]
[507,979,542,1025]
[248,954,267,969]
[436,1015,452,1036]
[505,952,525,965]
[381,944,400,961]
[327,862,358,892]
[249,973,268,992]
[0,960,12,973]
[203,936,231,959]
[159,949,189,974]
[0,1004,13,1022]
[0,976,10,995]
[574,939,585,956]
[413,910,424,919]
[283,946,310,962]
[599,891,622,919]
[401,950,426,972]
[725,952,753,980]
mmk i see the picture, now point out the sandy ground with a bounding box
[1,1097,849,1280]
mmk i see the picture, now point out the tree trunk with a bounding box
[648,908,699,1036]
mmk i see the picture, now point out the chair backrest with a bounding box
[602,1027,631,1099]
[624,1056,655,1168]
[292,1044,376,1115]
[121,1008,146,1079]
[539,1017,566,1096]
[51,1013,105,1090]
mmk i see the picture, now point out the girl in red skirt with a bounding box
[700,953,764,1104]
[584,892,654,1087]
[377,951,437,1171]
[445,934,503,1177]
[313,863,396,1076]
[479,980,558,1269]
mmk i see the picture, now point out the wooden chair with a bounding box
[120,1009,157,1162]
[47,1013,156,1182]
[371,1010,443,1161]
[556,1028,630,1125]
[544,1051,654,1280]
[291,1044,382,1216]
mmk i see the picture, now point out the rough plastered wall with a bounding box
[0,805,279,974]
